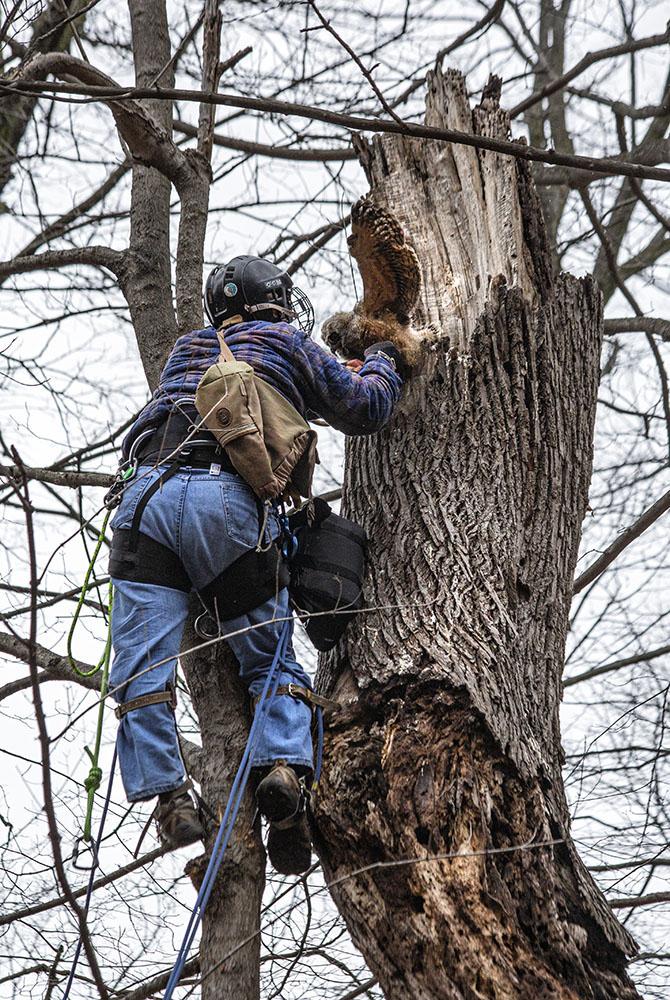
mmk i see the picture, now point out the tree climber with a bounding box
[107,255,404,875]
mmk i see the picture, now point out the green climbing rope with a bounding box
[82,580,113,840]
[67,463,134,677]
[67,508,111,677]
[67,502,118,840]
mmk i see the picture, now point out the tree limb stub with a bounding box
[4,77,670,183]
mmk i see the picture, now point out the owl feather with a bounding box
[322,197,426,370]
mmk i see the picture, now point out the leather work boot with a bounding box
[156,783,205,849]
[256,762,312,875]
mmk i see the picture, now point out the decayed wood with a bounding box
[314,68,639,1000]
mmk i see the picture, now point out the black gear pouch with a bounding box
[288,498,366,652]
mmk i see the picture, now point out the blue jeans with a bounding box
[109,463,313,802]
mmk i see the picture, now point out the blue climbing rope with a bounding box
[163,617,293,1000]
[313,706,324,787]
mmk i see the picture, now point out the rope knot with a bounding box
[84,767,103,794]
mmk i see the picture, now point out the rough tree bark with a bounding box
[126,0,177,388]
[182,613,264,1000]
[313,69,640,1000]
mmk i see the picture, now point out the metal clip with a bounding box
[194,612,220,640]
[103,461,136,511]
[71,835,99,871]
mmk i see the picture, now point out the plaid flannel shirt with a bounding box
[122,320,402,460]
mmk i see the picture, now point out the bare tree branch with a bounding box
[604,317,670,341]
[0,464,114,488]
[565,86,670,120]
[306,0,403,125]
[610,892,670,910]
[117,959,200,1000]
[573,489,670,595]
[510,25,670,117]
[0,631,101,690]
[0,246,125,280]
[14,160,131,259]
[4,77,670,181]
[19,52,194,187]
[564,644,670,688]
[0,847,166,927]
[172,119,358,160]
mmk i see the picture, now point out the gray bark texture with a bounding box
[126,0,177,389]
[313,68,640,1000]
[181,613,264,1000]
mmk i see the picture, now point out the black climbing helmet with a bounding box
[204,256,314,334]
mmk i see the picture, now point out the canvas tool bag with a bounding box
[194,330,318,501]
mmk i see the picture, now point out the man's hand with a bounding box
[343,358,364,373]
[363,341,406,378]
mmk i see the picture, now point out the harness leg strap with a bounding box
[115,684,178,720]
[253,683,340,715]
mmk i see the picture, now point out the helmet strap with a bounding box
[246,302,296,320]
[217,314,245,330]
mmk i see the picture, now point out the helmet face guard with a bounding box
[204,256,314,334]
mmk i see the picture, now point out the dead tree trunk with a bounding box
[313,69,639,1000]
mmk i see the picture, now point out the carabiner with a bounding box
[71,836,99,871]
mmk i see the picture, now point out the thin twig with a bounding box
[306,0,403,125]
[8,449,110,999]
